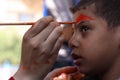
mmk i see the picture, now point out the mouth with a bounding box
[72,53,83,65]
[74,58,83,66]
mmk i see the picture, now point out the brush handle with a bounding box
[0,22,76,25]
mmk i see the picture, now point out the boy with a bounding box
[44,0,120,80]
[11,0,120,80]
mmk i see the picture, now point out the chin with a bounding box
[76,65,96,76]
[76,65,87,74]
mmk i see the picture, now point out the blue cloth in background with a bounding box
[43,0,49,16]
[73,0,80,5]
[43,0,80,69]
[43,0,80,20]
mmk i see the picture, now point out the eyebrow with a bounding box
[76,21,86,25]
[75,14,94,23]
[76,21,87,26]
[75,20,89,29]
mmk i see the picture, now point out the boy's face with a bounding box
[69,4,120,75]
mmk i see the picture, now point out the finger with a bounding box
[63,25,73,42]
[40,21,60,41]
[44,66,77,80]
[50,66,78,77]
[48,35,64,65]
[44,26,63,51]
[53,73,68,80]
[53,77,58,80]
[69,72,85,80]
[32,22,60,43]
[51,34,64,55]
[55,72,85,80]
[58,73,68,80]
[25,16,54,38]
[53,74,75,80]
[44,35,64,64]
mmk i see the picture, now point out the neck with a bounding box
[101,57,120,80]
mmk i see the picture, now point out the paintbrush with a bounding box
[0,22,76,25]
[0,14,94,26]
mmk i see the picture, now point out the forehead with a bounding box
[72,6,108,29]
[74,14,94,23]
[73,4,96,21]
[73,13,96,26]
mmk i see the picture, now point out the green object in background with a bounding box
[0,27,22,64]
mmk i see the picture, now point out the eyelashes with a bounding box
[80,25,90,32]
[76,22,90,33]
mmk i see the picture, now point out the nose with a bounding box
[68,33,79,48]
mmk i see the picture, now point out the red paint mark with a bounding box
[23,66,30,70]
[33,60,39,65]
[9,77,15,80]
[33,60,50,65]
[45,60,50,64]
[75,14,94,23]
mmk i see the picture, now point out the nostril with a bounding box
[69,45,76,49]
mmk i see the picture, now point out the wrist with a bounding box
[13,68,40,80]
[13,65,47,80]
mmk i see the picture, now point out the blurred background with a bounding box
[0,0,43,80]
[0,0,79,79]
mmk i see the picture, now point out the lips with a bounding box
[72,53,83,66]
[72,53,82,59]
[74,59,83,66]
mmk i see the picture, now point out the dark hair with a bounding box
[71,0,120,27]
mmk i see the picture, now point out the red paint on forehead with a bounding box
[75,14,94,23]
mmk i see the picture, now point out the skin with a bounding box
[70,4,120,77]
[44,4,120,80]
[12,3,120,80]
[13,16,65,80]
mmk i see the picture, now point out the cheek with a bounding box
[81,29,117,58]
[81,33,119,72]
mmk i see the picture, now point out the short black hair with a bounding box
[71,0,120,27]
